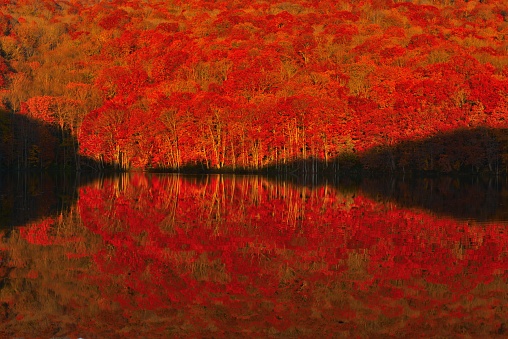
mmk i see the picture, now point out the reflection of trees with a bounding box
[0,207,104,338]
[360,176,508,222]
[0,172,99,228]
[0,172,74,228]
[1,174,508,337]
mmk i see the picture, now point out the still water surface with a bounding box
[0,173,508,338]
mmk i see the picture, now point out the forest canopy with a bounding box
[0,0,508,173]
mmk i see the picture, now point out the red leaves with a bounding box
[0,57,8,88]
[98,9,131,30]
[407,34,440,50]
[151,50,189,82]
[21,96,57,124]
[156,22,179,33]
[293,32,317,61]
[4,0,508,173]
[95,66,148,100]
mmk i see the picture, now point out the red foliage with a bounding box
[1,0,507,173]
[10,175,508,336]
[20,96,56,124]
[98,9,131,30]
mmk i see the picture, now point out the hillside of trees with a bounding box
[1,0,508,173]
[2,175,508,337]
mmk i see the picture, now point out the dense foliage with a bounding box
[1,0,508,172]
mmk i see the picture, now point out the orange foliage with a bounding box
[0,0,507,172]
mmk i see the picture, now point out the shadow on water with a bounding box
[0,109,115,228]
[262,173,508,223]
[358,175,508,222]
[0,171,109,228]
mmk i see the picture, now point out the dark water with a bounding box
[0,174,508,338]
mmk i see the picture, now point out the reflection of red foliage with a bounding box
[28,176,498,332]
[11,175,508,335]
[19,218,55,245]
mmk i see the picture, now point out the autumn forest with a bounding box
[1,0,508,173]
[5,1,508,337]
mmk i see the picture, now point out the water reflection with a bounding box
[0,174,507,338]
[360,175,508,222]
[0,172,98,228]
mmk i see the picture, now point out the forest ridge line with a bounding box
[0,0,507,173]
